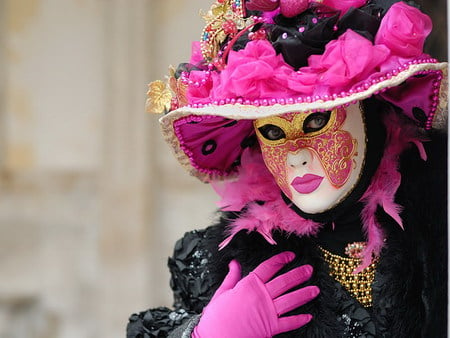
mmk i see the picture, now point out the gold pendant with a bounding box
[318,244,378,307]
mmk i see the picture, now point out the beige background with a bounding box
[0,1,216,337]
[0,1,447,338]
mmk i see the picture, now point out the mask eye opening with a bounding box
[303,111,331,134]
[257,124,286,141]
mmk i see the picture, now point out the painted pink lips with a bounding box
[291,174,324,194]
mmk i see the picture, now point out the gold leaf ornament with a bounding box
[146,80,173,114]
[202,2,230,21]
[212,2,230,16]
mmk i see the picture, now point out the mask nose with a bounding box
[287,148,311,168]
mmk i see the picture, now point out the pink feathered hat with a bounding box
[147,0,447,183]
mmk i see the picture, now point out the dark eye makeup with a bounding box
[258,111,331,140]
[303,111,331,133]
[258,124,286,141]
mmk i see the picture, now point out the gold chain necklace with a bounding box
[318,244,378,307]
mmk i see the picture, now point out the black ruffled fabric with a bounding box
[336,5,383,41]
[334,282,376,338]
[169,229,216,313]
[127,307,194,338]
[270,10,339,69]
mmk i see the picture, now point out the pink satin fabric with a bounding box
[174,116,254,177]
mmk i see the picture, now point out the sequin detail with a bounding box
[169,230,215,313]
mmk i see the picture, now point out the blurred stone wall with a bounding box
[0,0,215,337]
[0,0,446,337]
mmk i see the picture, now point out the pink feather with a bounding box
[357,111,428,271]
[214,148,320,249]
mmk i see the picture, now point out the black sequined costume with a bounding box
[127,132,447,337]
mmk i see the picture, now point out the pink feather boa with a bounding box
[213,111,427,271]
[357,111,428,271]
[212,148,321,248]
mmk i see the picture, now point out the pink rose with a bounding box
[304,29,390,92]
[286,71,316,94]
[212,40,306,100]
[375,2,432,58]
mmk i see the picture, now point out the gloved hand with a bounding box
[192,252,319,338]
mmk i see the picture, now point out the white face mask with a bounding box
[255,103,367,214]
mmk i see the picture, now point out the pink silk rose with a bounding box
[211,40,304,100]
[286,71,316,94]
[375,2,432,58]
[304,29,390,93]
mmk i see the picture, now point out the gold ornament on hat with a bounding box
[200,0,254,62]
[146,80,172,114]
[168,66,188,111]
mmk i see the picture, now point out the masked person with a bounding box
[127,0,447,336]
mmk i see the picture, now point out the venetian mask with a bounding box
[254,103,367,214]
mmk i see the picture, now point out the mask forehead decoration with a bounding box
[255,107,359,200]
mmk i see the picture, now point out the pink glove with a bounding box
[192,252,319,338]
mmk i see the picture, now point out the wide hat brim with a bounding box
[161,61,448,183]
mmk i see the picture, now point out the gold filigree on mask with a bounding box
[254,110,337,146]
[254,108,358,192]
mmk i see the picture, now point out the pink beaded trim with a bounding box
[426,70,444,130]
[180,66,214,88]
